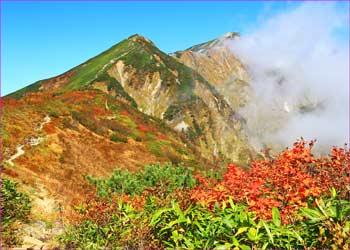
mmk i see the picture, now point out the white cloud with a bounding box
[228,2,349,152]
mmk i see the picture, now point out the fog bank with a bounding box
[228,3,349,152]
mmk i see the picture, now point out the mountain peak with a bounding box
[220,31,239,39]
[181,32,239,54]
[128,34,155,46]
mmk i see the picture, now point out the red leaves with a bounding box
[191,139,350,224]
[156,134,168,140]
[43,123,56,134]
[92,106,105,116]
[120,110,129,116]
[3,169,19,178]
[137,124,150,133]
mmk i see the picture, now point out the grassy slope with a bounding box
[6,34,216,104]
[6,80,43,99]
[62,39,131,92]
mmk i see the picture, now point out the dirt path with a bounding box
[35,115,51,131]
[7,144,25,166]
[5,115,51,167]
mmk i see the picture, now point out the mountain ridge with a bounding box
[5,33,253,165]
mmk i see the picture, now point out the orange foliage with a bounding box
[137,124,150,133]
[5,99,20,106]
[92,106,105,116]
[88,91,97,98]
[3,169,19,178]
[60,90,96,103]
[43,123,56,134]
[157,134,168,140]
[22,93,46,104]
[191,139,350,224]
[26,97,44,104]
[120,110,129,116]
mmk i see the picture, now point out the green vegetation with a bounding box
[121,35,199,101]
[59,160,350,249]
[62,39,130,91]
[150,200,304,249]
[145,135,174,157]
[101,119,131,135]
[298,189,350,247]
[7,80,43,99]
[128,131,142,142]
[148,141,163,157]
[94,97,104,106]
[115,113,137,130]
[60,195,350,249]
[192,118,203,136]
[71,111,107,136]
[163,104,181,121]
[149,196,348,249]
[109,134,128,143]
[59,201,151,250]
[123,47,158,71]
[86,162,197,196]
[95,73,137,108]
[2,177,31,247]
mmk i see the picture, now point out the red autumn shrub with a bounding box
[26,97,44,104]
[120,110,129,116]
[3,169,19,178]
[157,134,168,140]
[137,124,150,133]
[43,123,56,134]
[92,106,105,116]
[191,139,350,224]
[6,99,18,106]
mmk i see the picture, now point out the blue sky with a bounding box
[1,1,348,96]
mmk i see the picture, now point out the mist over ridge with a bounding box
[227,2,349,152]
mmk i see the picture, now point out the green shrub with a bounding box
[150,199,304,249]
[58,200,159,249]
[71,111,106,135]
[298,189,350,248]
[115,114,137,129]
[48,110,59,118]
[129,132,142,142]
[163,104,181,121]
[97,73,137,108]
[63,161,350,250]
[87,162,197,197]
[60,140,350,249]
[148,141,163,157]
[109,134,128,143]
[7,80,42,99]
[101,119,131,135]
[2,177,31,247]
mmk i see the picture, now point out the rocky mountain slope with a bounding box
[173,32,251,110]
[173,32,326,152]
[6,34,253,165]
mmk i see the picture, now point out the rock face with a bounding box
[173,32,251,111]
[104,35,252,164]
[172,33,327,153]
